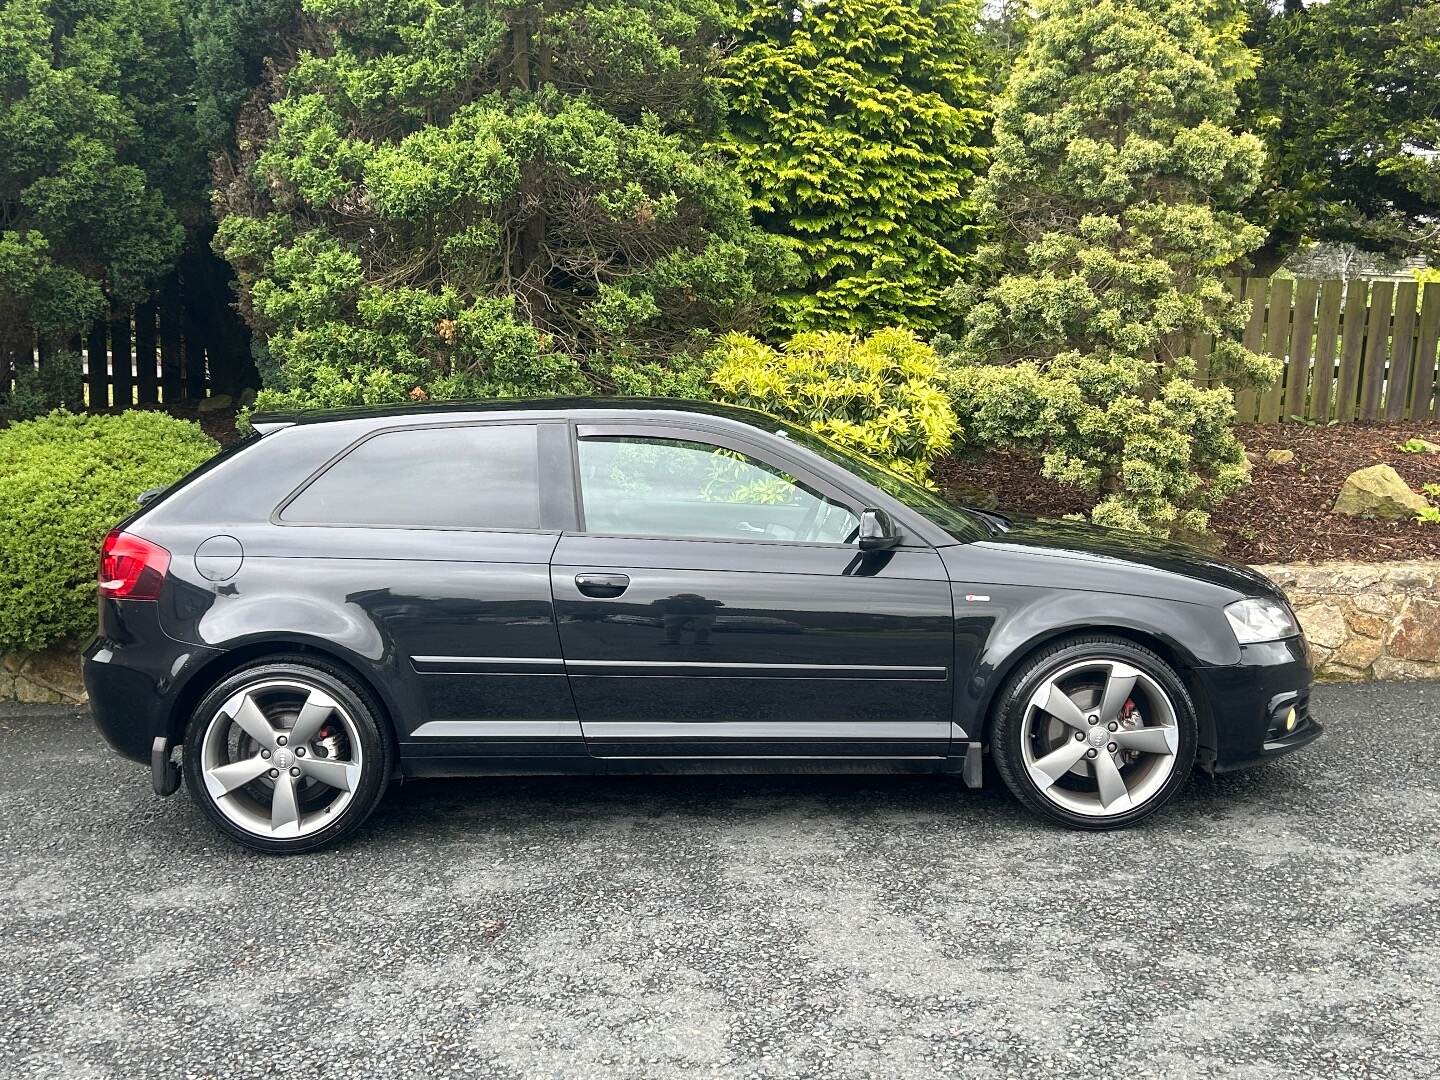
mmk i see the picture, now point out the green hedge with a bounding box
[0,411,217,653]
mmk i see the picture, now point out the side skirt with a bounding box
[399,750,983,780]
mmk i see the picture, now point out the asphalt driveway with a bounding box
[1,681,1436,1079]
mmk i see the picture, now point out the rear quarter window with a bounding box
[280,424,542,530]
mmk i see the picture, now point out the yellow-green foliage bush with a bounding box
[0,411,217,652]
[709,329,959,482]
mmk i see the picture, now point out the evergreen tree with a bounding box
[952,0,1277,537]
[1240,0,1440,273]
[0,0,190,357]
[716,0,990,333]
[215,0,800,411]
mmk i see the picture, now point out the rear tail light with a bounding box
[99,529,171,600]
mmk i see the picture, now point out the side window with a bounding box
[282,424,542,530]
[577,436,859,543]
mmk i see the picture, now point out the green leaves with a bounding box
[715,0,991,334]
[1240,0,1440,268]
[954,0,1273,538]
[217,0,798,410]
[0,411,216,652]
[711,328,960,482]
[0,0,190,353]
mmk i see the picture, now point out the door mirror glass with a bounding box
[857,508,899,550]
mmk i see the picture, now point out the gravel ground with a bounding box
[1,682,1437,1080]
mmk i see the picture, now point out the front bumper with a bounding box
[1192,636,1323,773]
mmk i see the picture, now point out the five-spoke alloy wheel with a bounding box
[991,636,1197,829]
[184,658,391,853]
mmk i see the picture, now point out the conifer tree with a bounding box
[717,0,990,333]
[952,0,1277,536]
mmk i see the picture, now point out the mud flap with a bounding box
[151,736,181,797]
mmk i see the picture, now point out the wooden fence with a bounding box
[4,270,253,410]
[1207,277,1440,424]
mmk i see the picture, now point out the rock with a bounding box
[1373,657,1440,681]
[1265,448,1295,464]
[1292,603,1347,650]
[1332,465,1429,519]
[1334,634,1383,672]
[1344,610,1390,639]
[1352,590,1399,617]
[1388,598,1440,663]
[196,393,234,413]
[13,679,63,705]
[1403,438,1440,453]
[19,648,87,702]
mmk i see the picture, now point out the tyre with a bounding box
[183,656,393,854]
[990,636,1197,830]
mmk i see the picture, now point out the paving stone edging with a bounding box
[2,559,1435,702]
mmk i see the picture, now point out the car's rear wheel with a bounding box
[183,657,391,854]
[990,636,1197,829]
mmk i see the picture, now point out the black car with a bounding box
[86,399,1321,853]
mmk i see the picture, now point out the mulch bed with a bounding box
[935,421,1440,565]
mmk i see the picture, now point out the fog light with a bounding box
[1283,707,1298,733]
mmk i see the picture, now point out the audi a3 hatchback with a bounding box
[86,400,1322,853]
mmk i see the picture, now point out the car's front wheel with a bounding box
[990,636,1197,829]
[183,657,392,854]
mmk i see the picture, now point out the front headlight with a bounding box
[1225,597,1300,644]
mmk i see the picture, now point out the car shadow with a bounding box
[349,759,1312,849]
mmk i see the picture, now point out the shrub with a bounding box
[954,0,1278,537]
[215,0,800,414]
[1,352,83,422]
[709,328,959,482]
[0,411,217,652]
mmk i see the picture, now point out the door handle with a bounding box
[574,573,630,598]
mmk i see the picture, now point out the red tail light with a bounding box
[99,530,171,600]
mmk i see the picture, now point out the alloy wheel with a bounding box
[198,678,364,840]
[1019,658,1181,818]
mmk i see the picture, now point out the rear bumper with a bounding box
[1193,636,1323,773]
[84,600,221,767]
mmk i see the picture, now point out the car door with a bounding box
[264,419,584,759]
[551,423,955,757]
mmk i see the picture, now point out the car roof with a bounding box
[249,397,776,434]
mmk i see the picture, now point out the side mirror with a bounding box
[857,508,900,551]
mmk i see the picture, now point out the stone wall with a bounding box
[0,648,87,705]
[1,560,1435,702]
[1258,561,1440,680]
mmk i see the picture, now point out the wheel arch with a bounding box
[971,624,1216,761]
[166,636,402,758]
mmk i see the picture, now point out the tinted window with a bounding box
[765,420,985,542]
[283,424,541,529]
[578,436,858,543]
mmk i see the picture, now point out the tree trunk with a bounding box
[1247,228,1303,278]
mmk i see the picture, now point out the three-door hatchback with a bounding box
[87,400,1322,852]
